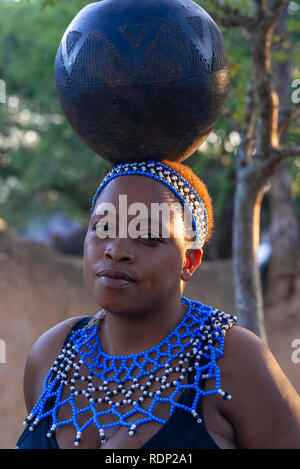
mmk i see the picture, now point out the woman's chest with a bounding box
[53,358,190,449]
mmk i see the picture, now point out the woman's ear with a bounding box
[181,249,203,282]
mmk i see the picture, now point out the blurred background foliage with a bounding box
[0,0,299,259]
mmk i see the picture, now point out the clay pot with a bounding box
[55,0,230,164]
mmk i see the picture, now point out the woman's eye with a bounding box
[94,222,106,230]
[94,222,109,234]
[139,232,162,242]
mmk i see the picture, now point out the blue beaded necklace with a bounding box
[23,297,237,447]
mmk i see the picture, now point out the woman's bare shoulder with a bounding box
[23,316,87,413]
[218,325,300,448]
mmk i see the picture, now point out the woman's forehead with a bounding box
[94,174,179,208]
[92,175,185,238]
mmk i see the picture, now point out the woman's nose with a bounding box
[104,240,135,263]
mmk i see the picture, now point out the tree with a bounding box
[0,0,108,231]
[265,3,300,306]
[203,0,300,341]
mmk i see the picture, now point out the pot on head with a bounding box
[54,0,230,164]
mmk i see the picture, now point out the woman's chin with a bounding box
[92,293,131,315]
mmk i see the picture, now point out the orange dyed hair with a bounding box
[162,159,214,245]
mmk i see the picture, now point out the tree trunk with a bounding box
[265,163,300,305]
[233,166,268,343]
[211,0,299,342]
[265,3,300,306]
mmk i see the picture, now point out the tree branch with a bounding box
[211,2,255,29]
[265,0,289,28]
[252,0,267,18]
[254,145,300,182]
[268,0,288,11]
[251,28,274,157]
[244,79,257,145]
[278,104,300,139]
[236,79,257,170]
[278,145,300,159]
[223,109,241,133]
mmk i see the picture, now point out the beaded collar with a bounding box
[90,160,209,249]
[23,297,237,447]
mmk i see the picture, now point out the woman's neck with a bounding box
[98,296,188,356]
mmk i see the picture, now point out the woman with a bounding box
[16,159,300,449]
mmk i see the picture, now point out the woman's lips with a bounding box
[96,269,136,288]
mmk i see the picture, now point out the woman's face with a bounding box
[83,175,202,317]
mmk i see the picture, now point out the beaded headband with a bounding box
[90,160,209,249]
